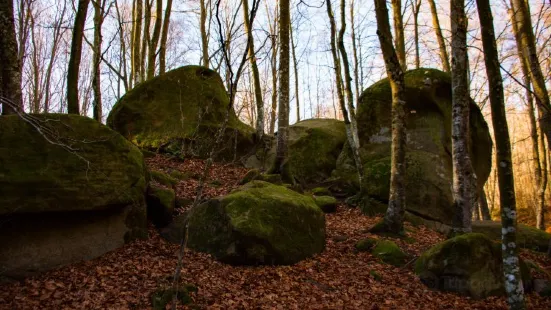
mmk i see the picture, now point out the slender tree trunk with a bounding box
[67,0,90,115]
[450,0,475,234]
[428,0,451,72]
[140,0,151,82]
[538,118,548,230]
[273,0,290,176]
[43,3,66,113]
[391,0,406,70]
[326,0,365,194]
[243,0,264,138]
[290,22,300,122]
[350,0,360,99]
[159,0,172,74]
[92,0,104,122]
[476,0,525,307]
[147,0,163,80]
[374,0,407,234]
[114,1,129,91]
[132,0,143,83]
[479,189,492,220]
[268,0,278,135]
[412,0,421,69]
[510,0,551,158]
[200,0,209,67]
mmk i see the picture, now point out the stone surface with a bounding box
[186,181,326,265]
[107,66,255,159]
[334,68,492,225]
[0,114,147,278]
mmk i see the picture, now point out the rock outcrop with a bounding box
[186,181,325,265]
[107,66,255,159]
[334,68,492,225]
[0,114,148,278]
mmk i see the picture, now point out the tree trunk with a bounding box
[159,0,172,74]
[243,0,264,138]
[412,0,421,69]
[391,0,406,70]
[147,0,163,80]
[140,0,152,82]
[479,189,492,220]
[428,0,451,73]
[350,0,360,99]
[510,0,551,159]
[476,0,526,307]
[132,0,143,83]
[273,0,290,177]
[92,0,104,122]
[538,118,548,230]
[290,23,300,122]
[200,0,209,67]
[268,0,278,135]
[374,0,407,234]
[67,0,90,115]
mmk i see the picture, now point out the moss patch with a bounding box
[371,240,408,266]
[150,284,197,310]
[187,181,326,265]
[313,196,338,213]
[472,221,551,253]
[355,238,377,252]
[150,170,178,187]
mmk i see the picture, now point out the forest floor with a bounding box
[1,155,551,309]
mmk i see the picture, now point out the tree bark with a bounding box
[159,0,172,74]
[350,0,360,99]
[147,0,163,80]
[476,0,526,307]
[428,0,451,73]
[391,0,406,70]
[92,0,105,122]
[479,189,492,220]
[67,0,90,115]
[132,0,143,83]
[411,0,421,69]
[200,0,209,67]
[140,0,152,82]
[374,0,407,234]
[451,0,475,234]
[273,0,290,176]
[267,0,278,135]
[243,0,264,138]
[290,22,300,122]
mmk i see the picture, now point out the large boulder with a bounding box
[107,66,255,159]
[186,181,326,265]
[334,68,492,225]
[472,221,551,253]
[246,118,347,185]
[415,233,531,298]
[0,114,148,278]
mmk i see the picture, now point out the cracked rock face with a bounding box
[334,68,492,225]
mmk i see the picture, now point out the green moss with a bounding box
[258,173,283,185]
[187,181,325,265]
[472,221,551,252]
[169,170,191,181]
[311,187,331,196]
[355,238,377,252]
[240,169,260,184]
[313,195,338,213]
[371,240,408,266]
[150,170,178,187]
[107,66,255,159]
[0,114,147,218]
[150,285,196,310]
[369,270,382,281]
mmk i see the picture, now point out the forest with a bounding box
[1,0,551,309]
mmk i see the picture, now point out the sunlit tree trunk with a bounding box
[476,0,525,308]
[290,22,300,122]
[159,0,172,74]
[450,0,475,234]
[411,0,421,69]
[272,0,290,176]
[374,0,407,234]
[147,0,162,80]
[391,0,406,70]
[92,0,105,122]
[428,0,450,72]
[243,0,264,138]
[200,0,209,67]
[132,0,143,83]
[140,0,151,82]
[350,0,360,98]
[67,0,90,115]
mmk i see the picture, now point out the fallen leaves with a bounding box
[1,155,550,309]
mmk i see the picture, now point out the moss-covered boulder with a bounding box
[334,68,492,225]
[355,238,377,252]
[146,185,176,227]
[371,240,408,266]
[472,221,551,253]
[150,170,178,188]
[415,233,531,298]
[246,118,347,185]
[107,66,255,159]
[187,181,325,265]
[0,114,147,278]
[313,195,338,213]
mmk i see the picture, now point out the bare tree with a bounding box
[428,0,450,72]
[373,0,407,234]
[476,0,525,307]
[159,0,172,74]
[290,20,300,122]
[91,0,108,121]
[147,0,163,80]
[131,0,143,84]
[200,0,209,67]
[67,0,90,115]
[410,0,422,69]
[391,0,406,70]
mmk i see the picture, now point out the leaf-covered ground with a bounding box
[1,155,550,309]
